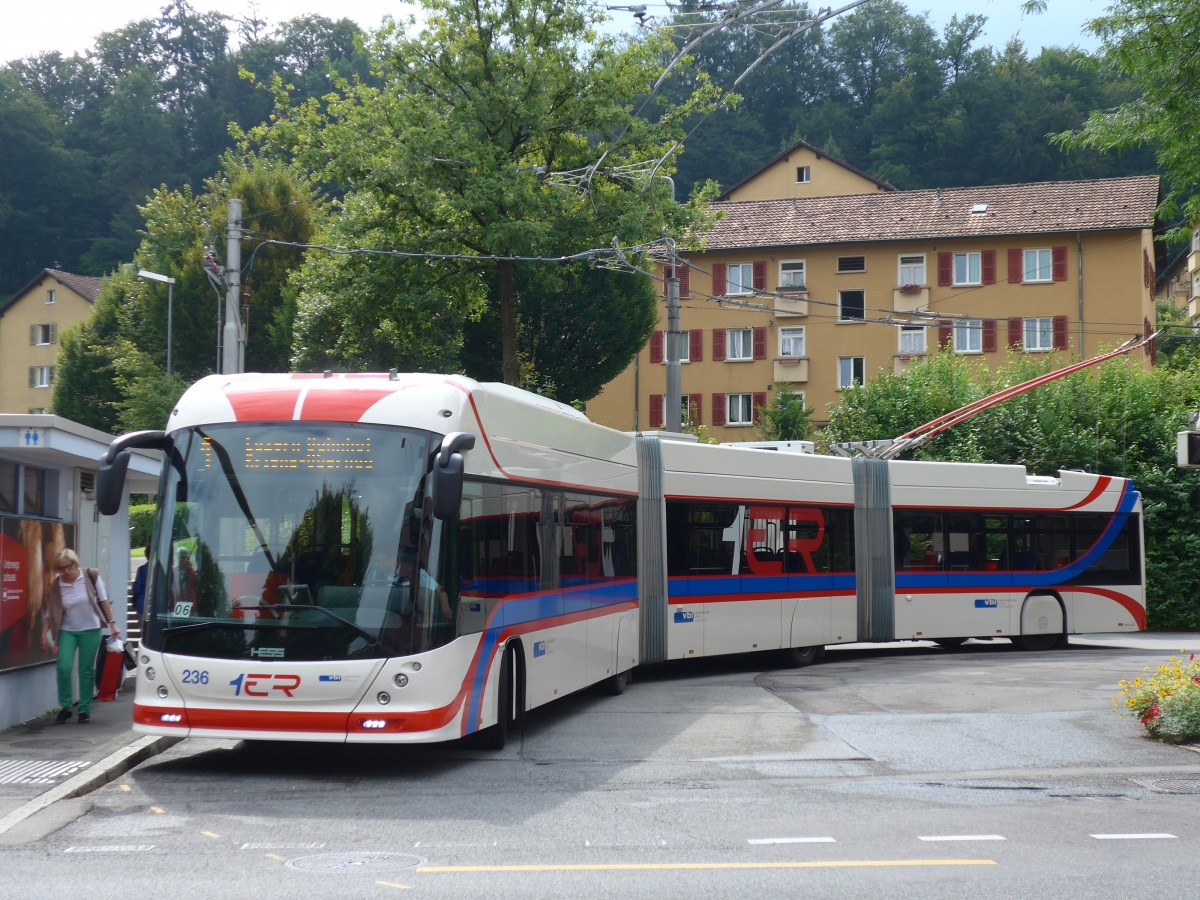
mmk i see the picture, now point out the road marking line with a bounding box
[265,854,286,861]
[150,807,165,814]
[417,860,996,873]
[65,845,155,853]
[376,882,412,891]
[747,837,836,844]
[1090,833,1177,840]
[202,831,221,839]
[919,835,1006,842]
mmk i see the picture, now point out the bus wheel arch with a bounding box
[475,639,525,750]
[1015,592,1066,651]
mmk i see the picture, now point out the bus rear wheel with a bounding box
[779,645,823,668]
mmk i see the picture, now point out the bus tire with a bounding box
[779,645,823,668]
[597,669,630,696]
[475,646,515,751]
[1014,632,1060,652]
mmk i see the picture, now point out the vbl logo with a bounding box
[674,610,695,623]
[534,641,547,657]
[229,673,301,697]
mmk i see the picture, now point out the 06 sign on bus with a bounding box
[230,673,301,697]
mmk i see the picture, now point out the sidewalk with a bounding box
[0,681,179,836]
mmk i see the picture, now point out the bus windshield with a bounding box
[142,422,454,661]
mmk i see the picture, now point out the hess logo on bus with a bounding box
[229,673,301,697]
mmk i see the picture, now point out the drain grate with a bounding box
[286,852,425,873]
[0,759,90,785]
[13,739,91,750]
[768,687,807,693]
[1130,776,1200,795]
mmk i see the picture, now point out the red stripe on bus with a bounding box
[226,389,303,422]
[299,389,393,422]
[1061,476,1114,511]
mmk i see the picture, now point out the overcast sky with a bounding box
[1,0,1102,65]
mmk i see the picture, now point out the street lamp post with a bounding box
[138,269,176,375]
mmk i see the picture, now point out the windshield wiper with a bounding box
[245,603,380,647]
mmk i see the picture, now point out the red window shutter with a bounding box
[938,320,952,349]
[937,252,952,286]
[689,329,703,362]
[712,328,727,362]
[1052,315,1068,351]
[1145,317,1157,364]
[711,393,726,426]
[1008,249,1023,284]
[1144,250,1154,288]
[752,326,767,360]
[752,392,767,424]
[1008,317,1023,348]
[752,260,766,291]
[679,264,690,297]
[982,319,997,353]
[982,250,996,285]
[1052,246,1068,282]
[712,263,726,297]
[688,393,702,425]
[649,330,664,364]
[649,394,664,428]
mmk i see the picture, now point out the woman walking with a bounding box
[41,549,120,724]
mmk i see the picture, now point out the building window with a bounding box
[1192,227,1200,254]
[899,325,926,355]
[727,393,754,425]
[953,252,981,286]
[838,356,865,389]
[23,466,46,516]
[1193,270,1200,299]
[31,323,56,346]
[838,290,865,321]
[795,166,811,184]
[1023,317,1054,351]
[779,326,805,357]
[838,256,866,273]
[727,328,754,360]
[678,330,691,363]
[779,260,806,290]
[0,462,15,512]
[898,254,925,286]
[727,263,754,295]
[1023,249,1053,283]
[954,319,983,353]
[28,407,47,414]
[45,289,56,304]
[30,366,55,388]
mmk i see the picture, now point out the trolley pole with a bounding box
[664,239,682,433]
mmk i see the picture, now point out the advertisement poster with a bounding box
[0,517,75,672]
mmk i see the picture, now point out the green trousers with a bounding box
[56,629,103,716]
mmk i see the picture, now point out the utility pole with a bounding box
[664,238,682,433]
[223,199,243,374]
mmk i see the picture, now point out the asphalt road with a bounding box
[8,633,1200,898]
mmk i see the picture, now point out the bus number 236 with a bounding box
[229,673,302,697]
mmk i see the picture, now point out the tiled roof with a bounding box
[45,269,104,302]
[696,176,1160,251]
[1,268,105,315]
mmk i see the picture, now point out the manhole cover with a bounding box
[13,739,92,750]
[1130,776,1200,795]
[286,852,425,873]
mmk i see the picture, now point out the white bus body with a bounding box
[105,373,1144,746]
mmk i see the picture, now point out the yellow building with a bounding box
[0,269,104,414]
[587,143,1161,440]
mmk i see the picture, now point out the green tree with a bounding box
[1054,0,1200,235]
[757,386,814,442]
[254,0,721,386]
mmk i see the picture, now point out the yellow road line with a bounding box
[202,831,221,839]
[418,859,996,873]
[376,882,412,890]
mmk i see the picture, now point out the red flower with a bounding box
[1140,704,1160,725]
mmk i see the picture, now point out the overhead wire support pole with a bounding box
[223,199,243,374]
[664,237,682,432]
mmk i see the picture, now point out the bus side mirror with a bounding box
[431,432,475,521]
[97,430,170,516]
[1177,432,1200,468]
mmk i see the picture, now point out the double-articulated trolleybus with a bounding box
[97,373,1145,747]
